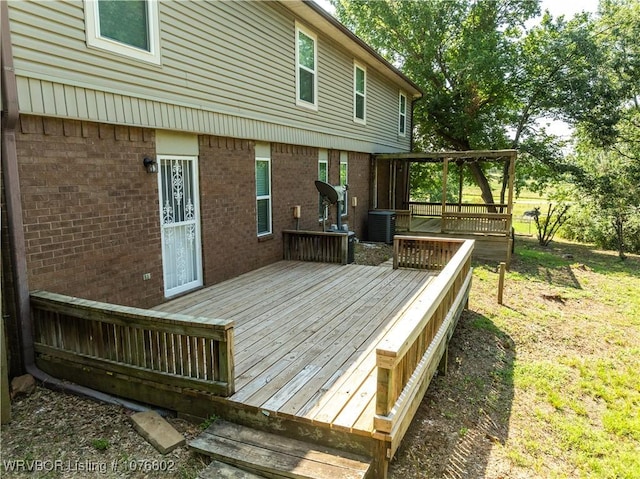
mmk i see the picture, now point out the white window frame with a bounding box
[318,149,328,221]
[399,92,407,137]
[84,0,161,65]
[256,144,272,237]
[340,152,348,217]
[295,22,318,111]
[353,62,367,124]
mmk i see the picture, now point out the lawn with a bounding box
[389,236,640,478]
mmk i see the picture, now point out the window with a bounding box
[399,92,407,136]
[255,143,272,236]
[295,23,318,110]
[84,0,161,64]
[354,63,366,123]
[318,149,328,220]
[340,152,348,216]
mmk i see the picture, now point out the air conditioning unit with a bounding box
[368,210,396,244]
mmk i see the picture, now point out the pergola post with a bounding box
[441,158,449,232]
[507,153,516,215]
[457,161,463,212]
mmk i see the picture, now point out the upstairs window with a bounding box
[399,92,407,136]
[255,143,272,236]
[85,0,161,64]
[296,23,318,110]
[340,152,348,217]
[354,63,366,123]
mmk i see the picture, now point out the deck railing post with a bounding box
[375,363,395,417]
[219,328,235,395]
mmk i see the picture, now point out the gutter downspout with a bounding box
[1,3,149,413]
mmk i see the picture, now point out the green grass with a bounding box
[470,237,640,478]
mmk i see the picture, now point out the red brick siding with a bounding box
[14,117,372,307]
[16,116,163,307]
[323,150,370,238]
[198,136,260,285]
[345,151,371,237]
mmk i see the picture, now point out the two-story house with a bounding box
[2,0,421,375]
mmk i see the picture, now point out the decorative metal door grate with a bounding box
[158,156,202,297]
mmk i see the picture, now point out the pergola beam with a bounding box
[374,149,517,161]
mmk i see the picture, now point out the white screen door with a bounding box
[158,155,203,297]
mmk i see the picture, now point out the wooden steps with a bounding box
[199,460,268,479]
[190,420,371,479]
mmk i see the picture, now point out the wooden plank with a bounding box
[34,344,231,395]
[31,291,233,338]
[249,271,405,408]
[199,460,268,479]
[303,274,435,425]
[191,421,370,479]
[183,263,332,322]
[374,268,472,435]
[279,271,431,418]
[231,267,390,402]
[376,240,473,366]
[331,373,377,432]
[232,268,363,371]
[154,262,296,314]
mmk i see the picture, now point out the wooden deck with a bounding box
[153,260,438,435]
[30,234,474,477]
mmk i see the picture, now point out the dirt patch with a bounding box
[354,241,394,265]
[1,387,209,478]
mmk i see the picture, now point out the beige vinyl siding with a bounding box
[9,1,411,153]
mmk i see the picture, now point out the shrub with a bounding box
[561,203,640,255]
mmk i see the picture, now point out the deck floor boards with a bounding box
[153,261,437,433]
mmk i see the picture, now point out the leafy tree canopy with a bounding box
[332,0,629,202]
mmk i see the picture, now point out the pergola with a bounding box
[372,149,517,264]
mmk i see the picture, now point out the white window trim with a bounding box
[399,92,407,137]
[340,152,348,217]
[256,153,272,237]
[318,150,328,221]
[84,0,161,65]
[295,22,318,111]
[353,62,367,124]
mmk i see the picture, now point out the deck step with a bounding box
[189,420,371,479]
[199,460,268,479]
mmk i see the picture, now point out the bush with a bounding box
[561,203,640,255]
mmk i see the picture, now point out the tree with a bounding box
[332,0,624,203]
[563,0,640,258]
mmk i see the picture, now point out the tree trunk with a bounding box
[614,214,627,260]
[467,162,497,212]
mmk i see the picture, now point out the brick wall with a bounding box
[16,116,163,307]
[198,136,260,285]
[13,117,372,308]
[198,139,371,285]
[345,151,371,237]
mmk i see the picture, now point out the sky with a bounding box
[314,0,600,18]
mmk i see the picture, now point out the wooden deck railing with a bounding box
[31,291,235,397]
[283,230,350,264]
[392,210,412,232]
[393,236,463,270]
[442,212,511,235]
[375,237,474,450]
[409,201,508,217]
